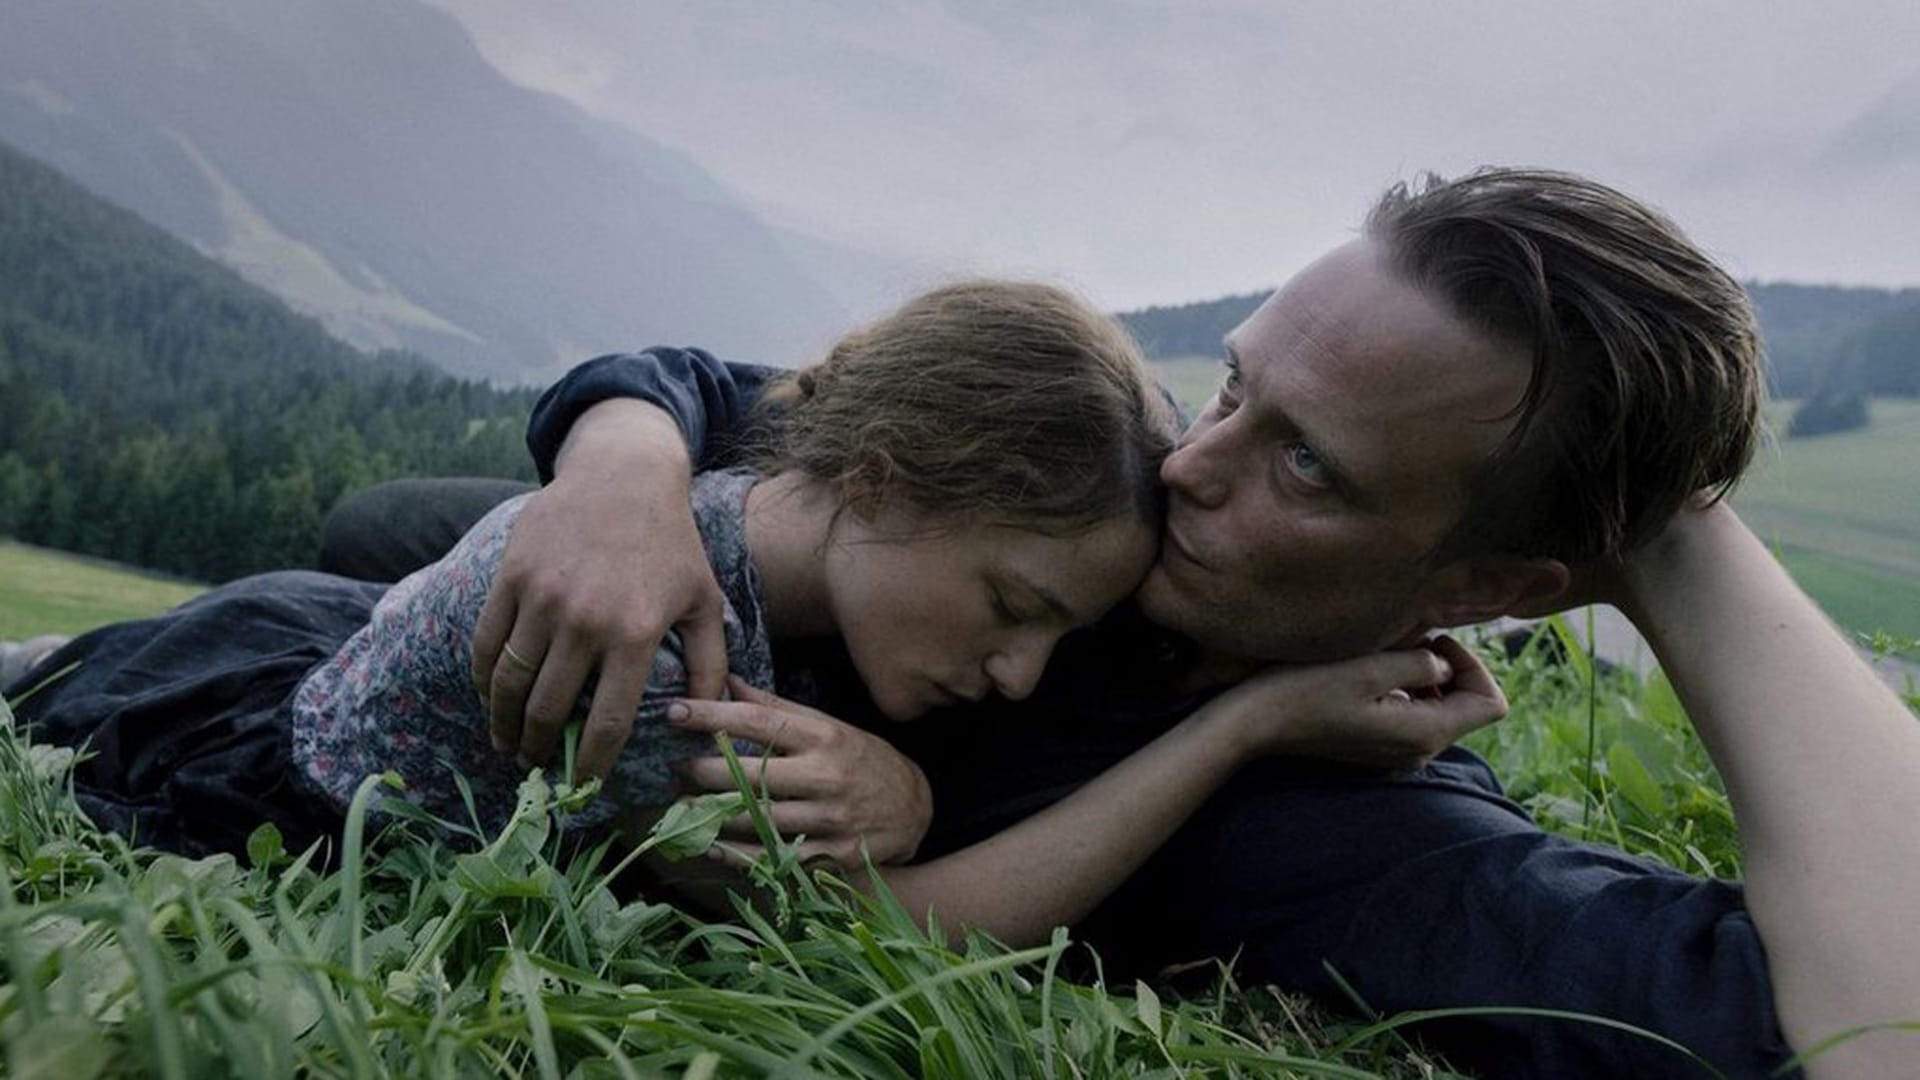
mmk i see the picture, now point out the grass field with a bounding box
[0,541,204,639]
[1734,398,1920,642]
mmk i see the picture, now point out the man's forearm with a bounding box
[552,398,691,485]
[1618,504,1920,1075]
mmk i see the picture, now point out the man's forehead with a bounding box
[1222,242,1530,496]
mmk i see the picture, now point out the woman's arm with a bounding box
[670,638,1506,948]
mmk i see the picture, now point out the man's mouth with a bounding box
[1164,525,1209,571]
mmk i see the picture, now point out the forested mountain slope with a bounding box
[0,140,539,581]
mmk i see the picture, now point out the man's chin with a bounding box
[1137,566,1225,643]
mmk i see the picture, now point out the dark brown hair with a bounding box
[757,280,1177,534]
[1366,168,1767,565]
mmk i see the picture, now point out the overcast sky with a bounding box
[427,0,1920,310]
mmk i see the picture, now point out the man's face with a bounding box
[1136,238,1532,663]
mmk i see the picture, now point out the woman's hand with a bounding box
[668,677,934,867]
[1199,635,1508,772]
[472,400,730,780]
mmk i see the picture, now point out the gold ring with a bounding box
[501,641,539,673]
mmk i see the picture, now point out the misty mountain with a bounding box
[0,0,862,383]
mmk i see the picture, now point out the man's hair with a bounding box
[757,280,1177,535]
[1366,168,1767,566]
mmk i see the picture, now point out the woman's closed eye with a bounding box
[989,587,1022,626]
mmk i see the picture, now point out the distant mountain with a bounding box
[0,0,859,383]
[1116,283,1920,402]
[0,138,538,580]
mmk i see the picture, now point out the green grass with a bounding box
[0,541,203,639]
[0,702,1482,1078]
[4,617,1836,1079]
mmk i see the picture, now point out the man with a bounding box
[324,170,1919,1077]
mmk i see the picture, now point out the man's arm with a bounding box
[1606,502,1920,1076]
[478,348,772,771]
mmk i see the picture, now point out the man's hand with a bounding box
[669,677,934,867]
[1202,635,1508,772]
[472,400,728,780]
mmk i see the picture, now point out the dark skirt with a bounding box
[6,571,387,861]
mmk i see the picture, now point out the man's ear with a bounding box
[1420,556,1572,627]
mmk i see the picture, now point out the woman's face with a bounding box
[823,507,1158,721]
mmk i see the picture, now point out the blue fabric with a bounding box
[7,572,381,861]
[526,347,778,484]
[528,348,1799,1079]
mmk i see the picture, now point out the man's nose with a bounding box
[986,635,1053,702]
[1161,429,1230,508]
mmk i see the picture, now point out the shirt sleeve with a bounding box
[525,347,780,482]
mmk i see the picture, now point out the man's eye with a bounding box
[1213,366,1243,411]
[1284,442,1333,489]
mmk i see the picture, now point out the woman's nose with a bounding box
[985,635,1053,702]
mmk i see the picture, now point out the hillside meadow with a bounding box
[0,541,203,639]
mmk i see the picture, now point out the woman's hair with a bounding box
[756,280,1177,535]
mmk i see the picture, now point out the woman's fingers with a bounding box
[669,686,824,751]
[675,753,840,800]
[1352,644,1454,697]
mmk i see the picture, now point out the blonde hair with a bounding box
[758,280,1176,534]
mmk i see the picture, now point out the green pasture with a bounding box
[0,541,204,639]
[1734,398,1920,642]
